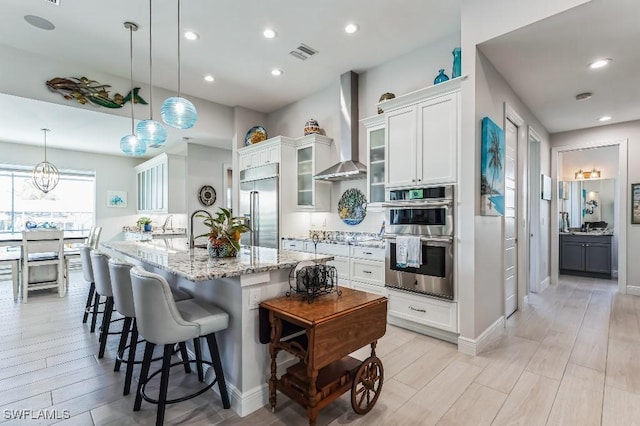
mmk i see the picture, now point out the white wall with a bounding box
[551,119,640,289]
[186,144,232,243]
[267,33,461,235]
[459,0,591,341]
[0,141,139,242]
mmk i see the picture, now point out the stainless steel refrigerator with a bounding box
[239,163,279,249]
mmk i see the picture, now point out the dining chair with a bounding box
[64,226,102,287]
[21,229,65,303]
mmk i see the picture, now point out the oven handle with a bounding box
[381,200,452,209]
[383,234,453,244]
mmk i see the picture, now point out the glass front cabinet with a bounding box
[361,114,386,206]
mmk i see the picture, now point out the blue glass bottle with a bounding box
[452,48,461,78]
[434,69,449,85]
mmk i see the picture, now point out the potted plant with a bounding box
[197,208,250,258]
[137,217,152,232]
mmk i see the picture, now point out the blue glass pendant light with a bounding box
[121,21,146,156]
[161,0,198,129]
[137,0,167,147]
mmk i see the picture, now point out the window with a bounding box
[0,166,95,235]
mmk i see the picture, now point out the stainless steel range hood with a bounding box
[313,71,366,181]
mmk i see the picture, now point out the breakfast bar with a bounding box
[101,238,333,417]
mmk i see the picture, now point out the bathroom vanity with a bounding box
[559,233,612,278]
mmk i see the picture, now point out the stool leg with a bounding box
[114,317,132,372]
[156,344,174,426]
[90,292,100,333]
[124,319,139,396]
[83,282,95,323]
[134,341,155,411]
[98,297,114,359]
[205,333,230,409]
[193,337,204,382]
[178,342,191,374]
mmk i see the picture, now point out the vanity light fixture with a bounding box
[345,23,359,34]
[588,58,612,69]
[589,168,601,179]
[263,28,277,39]
[575,169,585,180]
[161,0,198,129]
[32,128,59,193]
[120,21,146,156]
[575,168,601,180]
[598,115,612,122]
[136,0,168,148]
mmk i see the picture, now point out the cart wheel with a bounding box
[351,356,383,415]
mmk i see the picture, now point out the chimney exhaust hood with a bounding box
[313,71,366,181]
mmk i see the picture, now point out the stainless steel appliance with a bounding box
[239,164,279,249]
[384,185,454,300]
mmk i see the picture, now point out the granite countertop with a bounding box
[282,236,386,249]
[559,231,613,236]
[102,238,333,282]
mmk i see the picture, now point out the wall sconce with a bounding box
[574,168,601,179]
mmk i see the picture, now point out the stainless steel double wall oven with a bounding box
[384,185,454,300]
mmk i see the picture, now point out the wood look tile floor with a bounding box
[0,272,637,425]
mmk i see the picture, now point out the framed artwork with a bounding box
[541,175,552,201]
[480,117,505,216]
[107,190,127,208]
[632,183,640,224]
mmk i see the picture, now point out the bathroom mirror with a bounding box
[558,178,615,230]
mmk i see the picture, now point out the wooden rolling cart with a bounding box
[259,288,387,426]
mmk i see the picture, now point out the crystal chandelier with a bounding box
[32,128,59,193]
[161,0,198,129]
[136,0,167,147]
[120,21,147,156]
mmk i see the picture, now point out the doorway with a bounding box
[550,139,628,293]
[528,128,542,293]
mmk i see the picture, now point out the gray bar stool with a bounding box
[79,245,99,331]
[108,258,192,396]
[90,250,119,359]
[130,267,230,426]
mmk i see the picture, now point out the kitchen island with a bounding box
[101,238,334,417]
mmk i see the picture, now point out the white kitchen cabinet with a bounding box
[238,138,281,171]
[279,134,331,211]
[382,79,461,188]
[387,288,458,333]
[361,114,386,206]
[135,153,185,214]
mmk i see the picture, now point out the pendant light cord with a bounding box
[129,24,135,134]
[43,129,48,162]
[149,0,154,119]
[177,0,181,97]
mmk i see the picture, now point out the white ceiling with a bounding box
[3,0,638,158]
[479,0,640,134]
[0,0,461,156]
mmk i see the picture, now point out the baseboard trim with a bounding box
[539,276,550,292]
[457,316,505,356]
[387,316,458,344]
[627,285,640,296]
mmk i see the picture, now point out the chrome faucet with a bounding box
[189,210,212,248]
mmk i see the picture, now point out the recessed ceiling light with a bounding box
[598,115,612,122]
[575,92,592,101]
[204,75,215,82]
[271,68,283,76]
[184,31,199,41]
[24,15,55,30]
[588,58,612,69]
[345,23,359,34]
[263,28,277,39]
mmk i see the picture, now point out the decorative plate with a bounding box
[198,185,216,207]
[244,126,267,146]
[337,188,367,225]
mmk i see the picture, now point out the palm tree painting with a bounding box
[481,117,505,216]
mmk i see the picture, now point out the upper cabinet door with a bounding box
[417,93,458,185]
[385,105,417,188]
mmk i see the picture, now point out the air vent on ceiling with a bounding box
[289,43,318,61]
[44,0,60,5]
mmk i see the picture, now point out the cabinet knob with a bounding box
[418,178,422,182]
